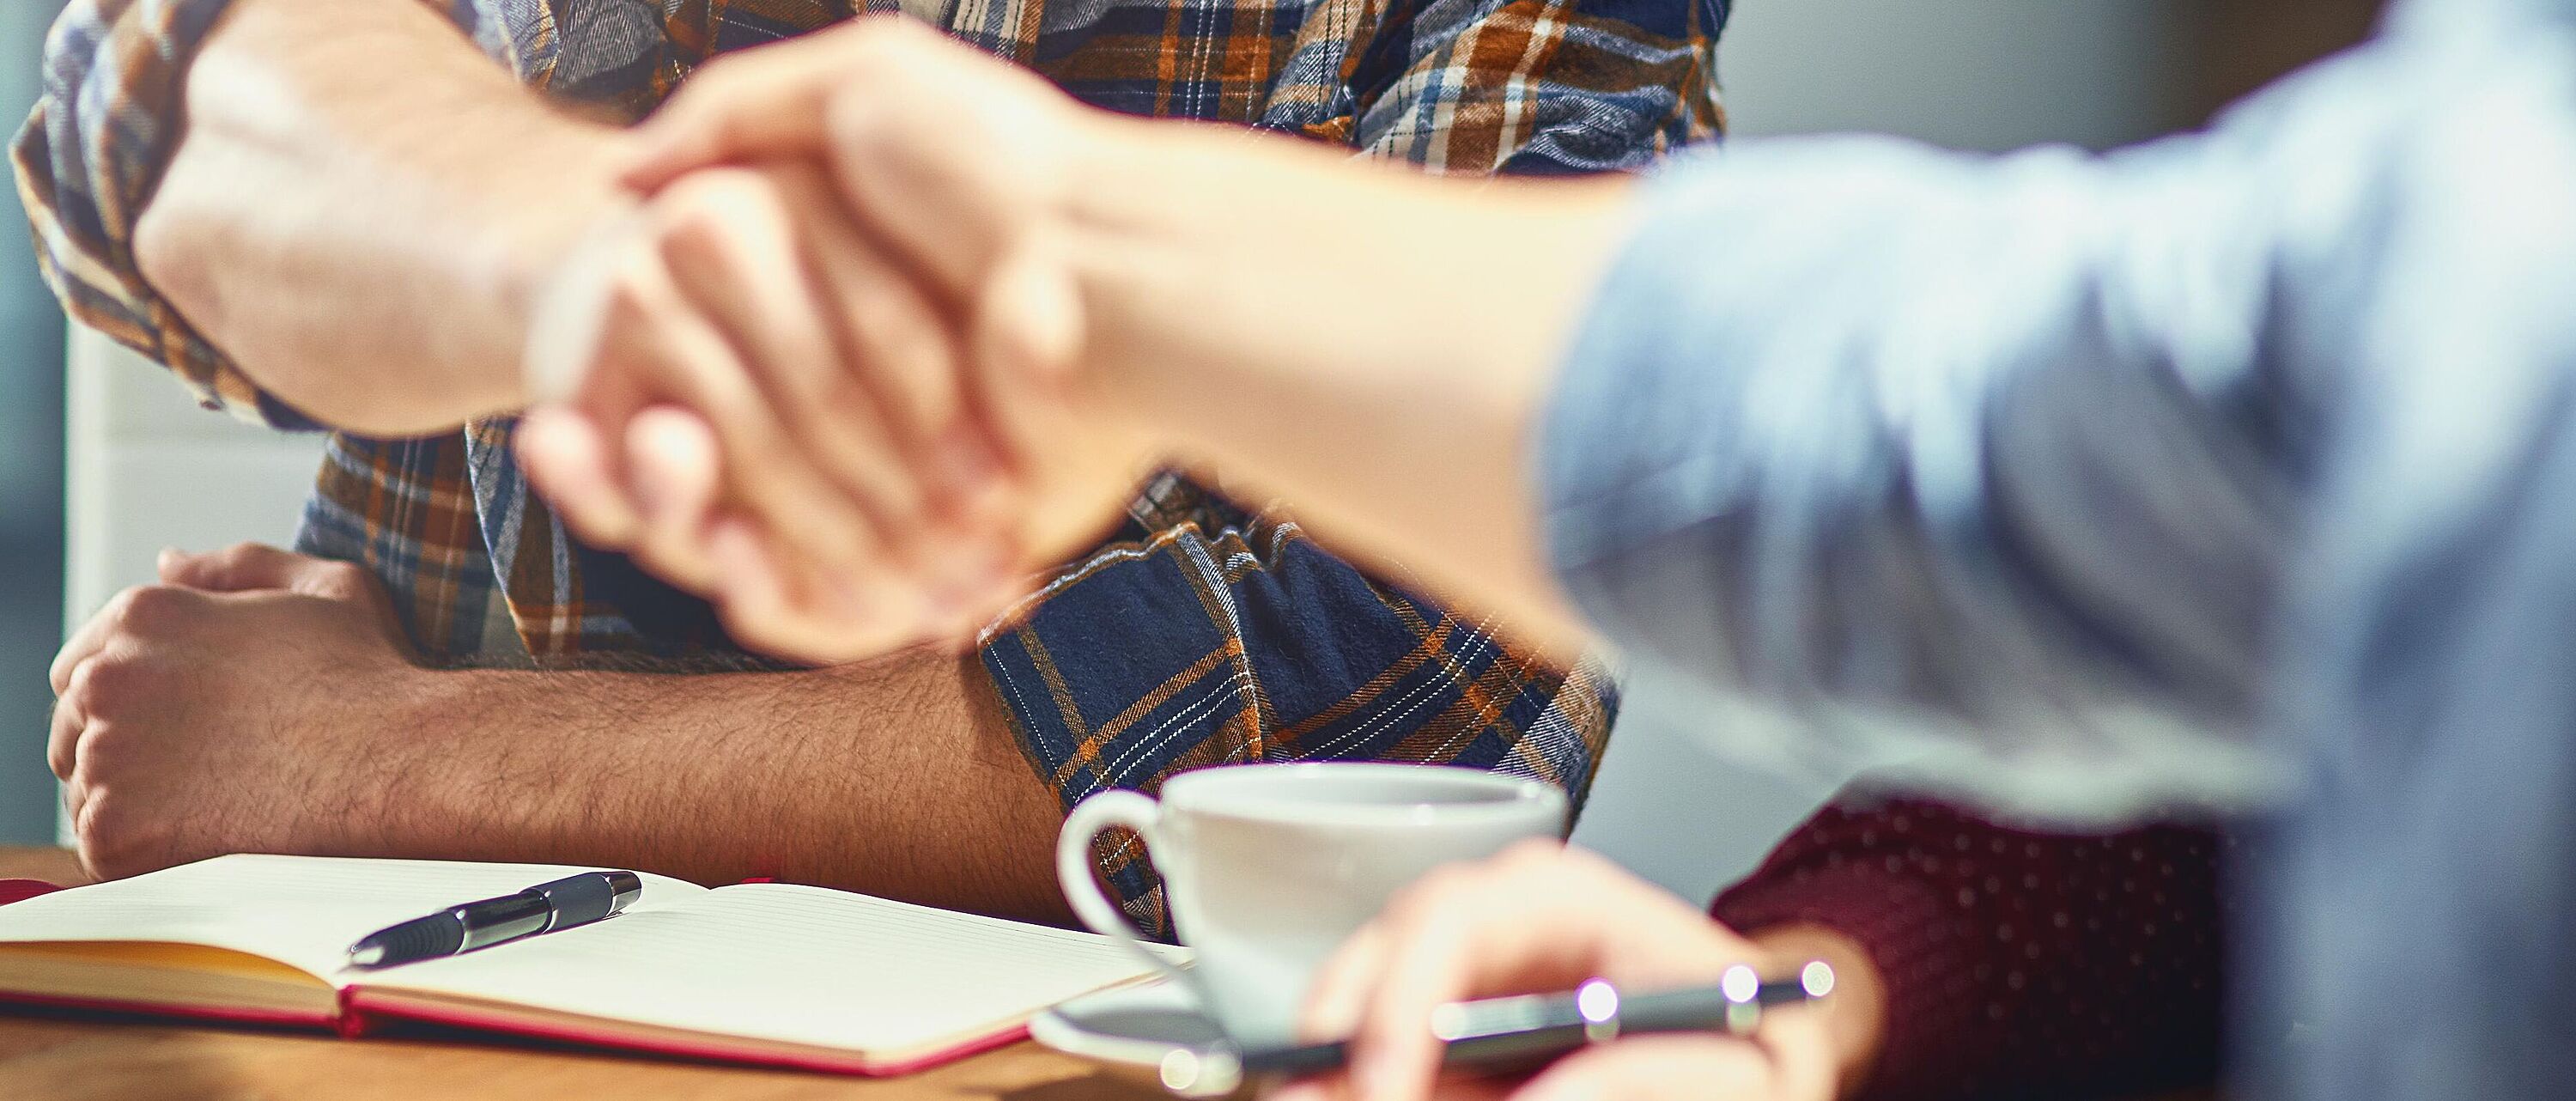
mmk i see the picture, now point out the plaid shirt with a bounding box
[18,0,1722,927]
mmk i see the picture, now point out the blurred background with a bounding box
[0,2,2379,890]
[2,1,67,846]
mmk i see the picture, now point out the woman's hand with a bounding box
[1280,842,1864,1101]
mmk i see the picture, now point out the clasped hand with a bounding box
[517,17,1136,663]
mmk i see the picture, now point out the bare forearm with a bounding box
[135,0,635,435]
[357,649,1072,923]
[1066,123,1635,656]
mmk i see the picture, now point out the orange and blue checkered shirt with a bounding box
[17,0,1724,926]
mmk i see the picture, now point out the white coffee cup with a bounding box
[1055,763,1568,1045]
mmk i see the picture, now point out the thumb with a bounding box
[159,544,336,594]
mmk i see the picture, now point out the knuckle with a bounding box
[656,171,769,243]
[319,560,374,594]
[603,256,665,323]
[68,655,149,708]
[111,584,192,633]
[683,52,746,94]
[653,213,730,276]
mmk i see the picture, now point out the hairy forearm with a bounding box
[135,0,635,435]
[1064,122,1635,657]
[358,649,1072,923]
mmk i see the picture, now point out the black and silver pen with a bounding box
[344,870,645,970]
[1157,962,1835,1097]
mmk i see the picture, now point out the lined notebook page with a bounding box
[0,855,708,982]
[366,883,1188,1053]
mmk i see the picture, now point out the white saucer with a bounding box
[1030,982,1255,1098]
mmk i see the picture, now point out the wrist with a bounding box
[304,662,462,857]
[470,126,645,413]
[1750,922,1887,1100]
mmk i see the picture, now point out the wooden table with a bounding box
[0,846,2221,1101]
[0,847,1160,1101]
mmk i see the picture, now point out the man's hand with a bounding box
[1276,842,1864,1101]
[47,544,433,880]
[41,546,1072,919]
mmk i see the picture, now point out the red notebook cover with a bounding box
[0,881,1029,1074]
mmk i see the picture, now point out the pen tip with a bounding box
[348,944,386,968]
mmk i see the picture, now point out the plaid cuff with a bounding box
[981,476,1616,938]
[13,0,309,425]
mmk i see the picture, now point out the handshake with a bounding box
[512,15,1620,666]
[514,18,1157,663]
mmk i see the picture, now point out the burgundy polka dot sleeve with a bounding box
[1710,799,2227,1101]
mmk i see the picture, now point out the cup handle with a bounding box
[1057,790,1200,993]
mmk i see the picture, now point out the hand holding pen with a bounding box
[1164,964,1837,1097]
[1271,843,1856,1101]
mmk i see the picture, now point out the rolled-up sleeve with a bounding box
[1336,0,1728,174]
[983,472,1617,936]
[11,0,593,429]
[12,0,293,425]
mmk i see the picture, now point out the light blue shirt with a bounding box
[1543,1,2576,1096]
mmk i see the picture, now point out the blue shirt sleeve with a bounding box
[1533,66,2392,817]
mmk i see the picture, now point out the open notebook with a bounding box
[0,855,1185,1074]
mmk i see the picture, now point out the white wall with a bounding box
[1722,0,2180,153]
[1563,0,2181,903]
[64,332,325,623]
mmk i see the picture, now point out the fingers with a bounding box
[606,222,894,600]
[1301,843,1769,1101]
[625,407,726,592]
[47,692,83,782]
[705,517,915,663]
[519,406,647,550]
[50,584,146,696]
[1749,1001,1842,1101]
[1344,880,1597,1101]
[157,543,325,593]
[1301,921,1394,1043]
[820,34,1079,299]
[1508,1035,1789,1101]
[621,19,929,190]
[653,167,939,561]
[787,168,1003,520]
[969,247,1088,481]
